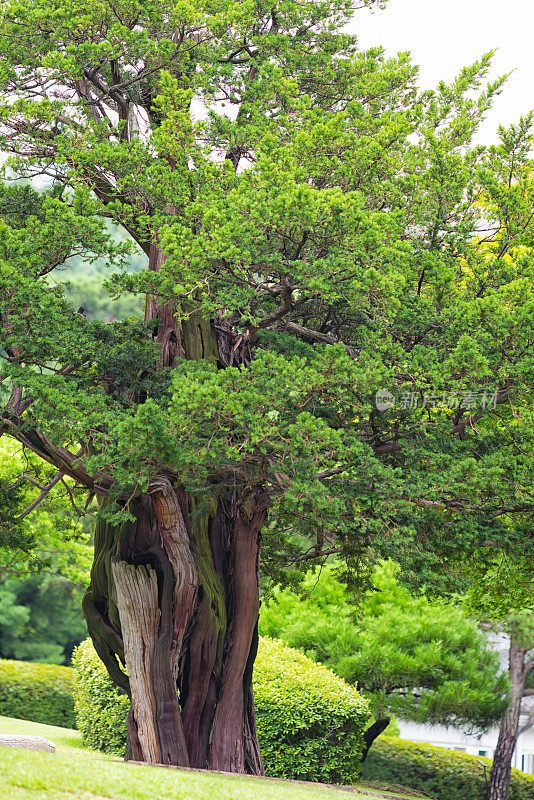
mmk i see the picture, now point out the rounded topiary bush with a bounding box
[0,658,76,728]
[361,736,534,800]
[254,636,369,783]
[72,636,370,783]
[72,639,129,755]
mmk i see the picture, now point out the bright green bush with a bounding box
[361,736,534,800]
[72,639,129,756]
[72,636,370,783]
[254,637,370,783]
[0,658,76,728]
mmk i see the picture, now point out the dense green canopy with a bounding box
[0,0,532,593]
[0,0,533,773]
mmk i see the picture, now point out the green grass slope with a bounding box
[0,716,431,800]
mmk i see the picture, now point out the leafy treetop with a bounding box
[0,0,532,593]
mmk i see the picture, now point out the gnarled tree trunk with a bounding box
[82,242,265,771]
[84,479,268,772]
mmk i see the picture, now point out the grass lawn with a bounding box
[0,716,429,800]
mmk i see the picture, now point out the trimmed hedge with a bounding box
[254,636,369,783]
[72,639,129,756]
[72,636,370,784]
[0,658,76,728]
[361,736,534,800]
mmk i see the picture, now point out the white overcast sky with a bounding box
[347,0,534,144]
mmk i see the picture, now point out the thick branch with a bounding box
[360,717,391,762]
[1,412,113,494]
[283,321,358,358]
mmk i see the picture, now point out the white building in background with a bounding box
[397,632,534,775]
[397,720,534,775]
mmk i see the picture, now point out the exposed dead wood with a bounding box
[112,559,189,766]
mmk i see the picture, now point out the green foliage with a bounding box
[0,0,533,611]
[0,439,93,582]
[260,562,509,729]
[71,639,129,756]
[507,611,534,651]
[361,736,534,800]
[254,637,370,783]
[464,552,534,621]
[0,658,76,728]
[62,272,143,322]
[61,223,147,322]
[0,585,28,652]
[0,574,87,665]
[72,636,370,783]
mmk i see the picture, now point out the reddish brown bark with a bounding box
[84,479,267,772]
[209,499,268,773]
[487,642,530,800]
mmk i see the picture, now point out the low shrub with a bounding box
[254,636,370,783]
[72,636,370,783]
[71,639,129,756]
[0,658,76,728]
[361,736,534,800]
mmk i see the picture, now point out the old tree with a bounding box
[0,0,533,774]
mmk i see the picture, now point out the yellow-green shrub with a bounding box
[0,658,76,728]
[72,639,129,756]
[254,636,369,783]
[361,736,534,800]
[72,636,370,783]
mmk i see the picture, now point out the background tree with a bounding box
[0,573,88,664]
[260,562,510,759]
[0,0,533,774]
[464,556,534,800]
[486,612,534,800]
[0,433,93,581]
[0,435,91,665]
